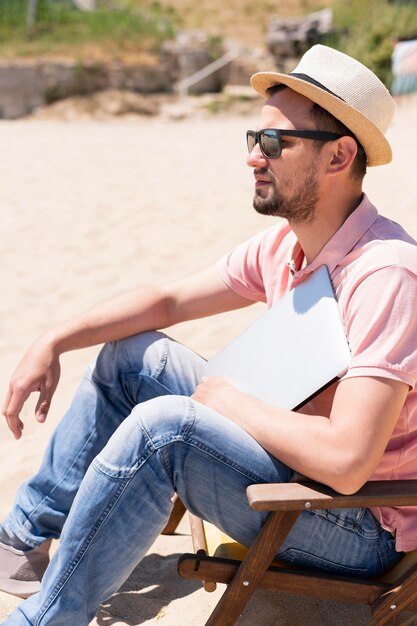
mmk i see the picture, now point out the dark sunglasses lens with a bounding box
[246,131,256,153]
[260,130,280,158]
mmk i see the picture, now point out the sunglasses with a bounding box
[246,128,344,159]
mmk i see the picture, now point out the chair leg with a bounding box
[371,613,416,626]
[392,614,417,626]
[161,494,187,535]
[371,565,417,626]
[205,510,300,626]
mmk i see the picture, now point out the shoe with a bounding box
[0,539,51,599]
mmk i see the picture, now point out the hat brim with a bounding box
[250,72,392,166]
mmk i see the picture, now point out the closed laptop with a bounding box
[204,265,351,410]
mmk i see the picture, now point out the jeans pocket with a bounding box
[277,507,388,578]
[311,507,370,533]
[278,547,369,576]
[125,372,175,405]
[377,536,404,574]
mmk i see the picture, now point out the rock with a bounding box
[31,89,160,120]
[267,9,333,68]
[0,59,174,120]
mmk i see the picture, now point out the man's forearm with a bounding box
[193,375,408,495]
[42,285,174,356]
[39,265,251,357]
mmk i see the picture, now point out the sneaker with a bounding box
[0,540,51,599]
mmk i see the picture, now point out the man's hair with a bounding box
[266,84,367,181]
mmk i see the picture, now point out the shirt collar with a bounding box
[286,194,379,283]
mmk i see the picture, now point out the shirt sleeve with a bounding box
[343,266,417,389]
[216,229,270,302]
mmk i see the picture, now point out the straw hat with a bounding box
[251,45,395,166]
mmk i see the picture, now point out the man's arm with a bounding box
[2,265,252,439]
[193,374,409,494]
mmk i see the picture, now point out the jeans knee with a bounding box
[130,395,194,444]
[94,395,193,478]
[92,331,168,391]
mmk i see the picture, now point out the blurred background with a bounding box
[0,0,416,119]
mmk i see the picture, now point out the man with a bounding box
[1,44,416,625]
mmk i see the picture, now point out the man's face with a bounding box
[247,89,323,224]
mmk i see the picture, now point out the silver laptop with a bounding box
[204,265,351,410]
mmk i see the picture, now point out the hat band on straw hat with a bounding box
[289,73,345,101]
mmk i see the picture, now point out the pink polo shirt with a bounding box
[217,194,417,552]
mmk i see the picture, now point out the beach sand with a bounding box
[0,94,416,625]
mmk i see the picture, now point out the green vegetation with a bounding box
[0,0,180,58]
[0,0,416,88]
[325,0,417,87]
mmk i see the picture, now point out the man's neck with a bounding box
[290,191,363,265]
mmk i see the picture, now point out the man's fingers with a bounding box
[7,415,24,440]
[2,400,25,440]
[1,387,12,419]
[35,377,58,423]
[35,393,51,423]
[4,384,31,420]
[3,383,32,438]
[2,347,61,438]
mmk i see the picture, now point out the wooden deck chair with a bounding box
[176,479,417,626]
[161,494,187,535]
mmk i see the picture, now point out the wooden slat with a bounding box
[372,563,417,625]
[204,511,300,626]
[189,514,208,555]
[161,495,186,535]
[247,480,417,512]
[188,514,217,592]
[178,553,387,604]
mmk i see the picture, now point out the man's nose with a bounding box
[246,143,269,168]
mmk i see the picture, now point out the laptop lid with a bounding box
[204,265,351,410]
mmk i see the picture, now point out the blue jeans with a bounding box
[1,332,401,625]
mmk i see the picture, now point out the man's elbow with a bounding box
[326,458,374,495]
[329,476,366,495]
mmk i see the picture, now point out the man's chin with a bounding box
[253,204,278,217]
[253,196,278,216]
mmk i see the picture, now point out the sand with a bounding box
[0,94,416,625]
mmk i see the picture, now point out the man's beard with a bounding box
[253,165,319,224]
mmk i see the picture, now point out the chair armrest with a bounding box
[247,480,417,512]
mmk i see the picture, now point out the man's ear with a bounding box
[326,136,358,176]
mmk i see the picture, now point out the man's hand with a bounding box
[2,339,61,440]
[192,376,251,422]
